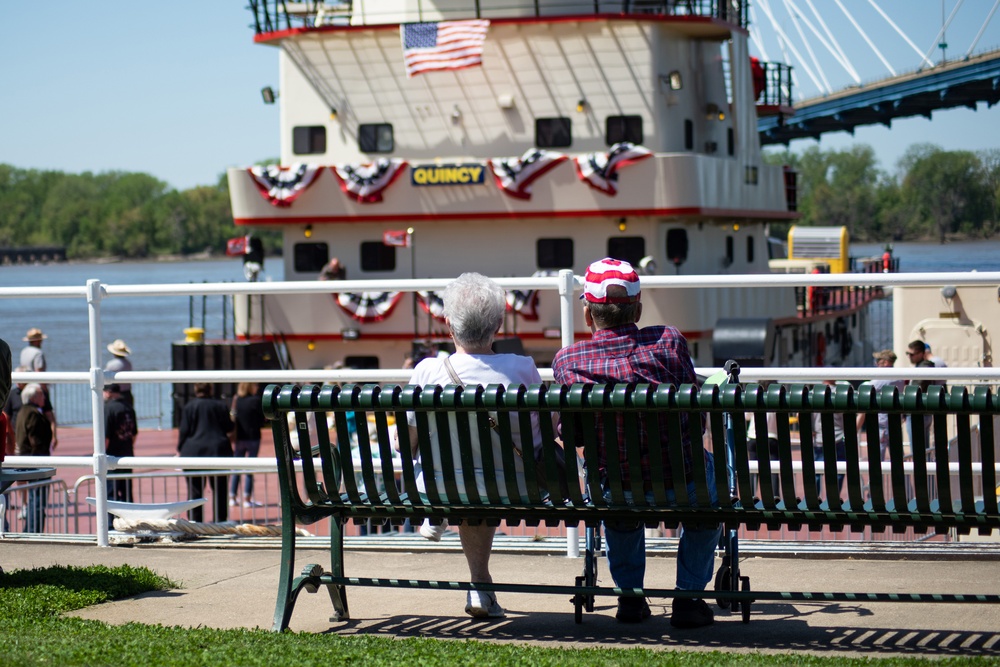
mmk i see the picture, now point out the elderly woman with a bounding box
[405,272,543,620]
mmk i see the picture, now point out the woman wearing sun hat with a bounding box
[104,339,133,407]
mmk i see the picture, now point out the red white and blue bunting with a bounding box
[417,289,539,323]
[573,142,653,196]
[247,163,322,207]
[416,291,447,321]
[331,159,408,204]
[488,149,567,200]
[333,291,404,323]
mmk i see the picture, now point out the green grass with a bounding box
[0,565,992,667]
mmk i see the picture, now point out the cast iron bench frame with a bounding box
[263,381,1000,632]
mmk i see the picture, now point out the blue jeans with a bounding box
[602,452,723,591]
[229,439,261,497]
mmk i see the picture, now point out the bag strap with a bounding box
[442,356,463,387]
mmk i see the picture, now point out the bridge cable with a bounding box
[921,0,964,67]
[833,0,896,77]
[802,0,861,83]
[966,0,1000,59]
[866,0,936,69]
[782,0,834,92]
[757,0,828,95]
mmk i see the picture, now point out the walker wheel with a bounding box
[714,565,732,609]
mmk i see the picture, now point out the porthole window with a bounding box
[606,115,643,145]
[359,124,394,153]
[293,242,329,273]
[292,126,327,155]
[537,238,574,269]
[360,241,396,271]
[607,236,645,266]
[536,118,572,148]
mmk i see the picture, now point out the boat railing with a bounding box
[4,269,1000,547]
[248,0,748,34]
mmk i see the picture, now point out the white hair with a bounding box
[442,272,506,349]
[21,383,43,405]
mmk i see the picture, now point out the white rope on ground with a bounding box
[112,517,311,537]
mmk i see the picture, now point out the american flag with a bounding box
[401,20,490,77]
[382,230,410,247]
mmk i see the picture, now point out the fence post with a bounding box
[87,279,110,547]
[558,269,580,558]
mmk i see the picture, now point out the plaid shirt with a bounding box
[551,323,698,488]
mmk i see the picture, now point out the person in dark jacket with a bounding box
[104,383,138,525]
[16,383,53,532]
[178,382,233,522]
[228,382,266,508]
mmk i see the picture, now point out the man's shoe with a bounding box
[465,590,505,619]
[670,597,714,629]
[419,518,449,542]
[616,596,652,623]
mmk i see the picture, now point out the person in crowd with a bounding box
[402,272,544,619]
[0,341,9,463]
[746,382,780,499]
[104,383,138,525]
[811,380,847,497]
[104,339,134,407]
[318,257,346,281]
[16,383,53,533]
[551,257,722,629]
[19,328,56,449]
[925,343,947,369]
[178,382,234,523]
[856,350,906,462]
[2,366,27,457]
[228,382,266,509]
[906,339,936,449]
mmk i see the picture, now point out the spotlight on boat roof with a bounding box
[261,86,278,104]
[342,328,361,341]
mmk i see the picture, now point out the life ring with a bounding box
[815,332,826,367]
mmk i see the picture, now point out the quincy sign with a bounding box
[411,164,486,186]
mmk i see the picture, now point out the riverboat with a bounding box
[224,0,888,371]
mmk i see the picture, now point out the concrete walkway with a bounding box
[2,536,1000,659]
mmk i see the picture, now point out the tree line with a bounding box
[2,143,998,260]
[765,143,1000,243]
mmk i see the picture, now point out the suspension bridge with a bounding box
[752,0,1000,144]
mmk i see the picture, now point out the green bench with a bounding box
[263,381,1000,632]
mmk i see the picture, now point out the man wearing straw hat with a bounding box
[104,339,134,408]
[19,328,56,448]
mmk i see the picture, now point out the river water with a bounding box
[0,241,997,424]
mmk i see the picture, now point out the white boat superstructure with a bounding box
[228,1,875,370]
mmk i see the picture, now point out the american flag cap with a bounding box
[581,258,641,304]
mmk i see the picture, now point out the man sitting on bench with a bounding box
[552,257,722,628]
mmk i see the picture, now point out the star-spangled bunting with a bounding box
[333,292,404,323]
[417,289,538,323]
[401,20,490,77]
[247,163,322,207]
[573,142,653,196]
[331,159,408,204]
[488,149,567,200]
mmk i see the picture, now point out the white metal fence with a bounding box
[4,270,1000,547]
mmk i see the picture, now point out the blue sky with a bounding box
[4,1,999,191]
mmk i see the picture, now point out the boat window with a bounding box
[747,236,755,263]
[684,119,693,150]
[607,237,645,266]
[727,128,734,156]
[292,126,327,155]
[666,228,688,267]
[358,124,394,153]
[360,241,396,272]
[606,115,643,146]
[344,356,380,370]
[535,118,572,148]
[293,242,329,273]
[536,238,574,269]
[725,236,734,267]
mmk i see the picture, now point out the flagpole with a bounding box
[408,227,417,346]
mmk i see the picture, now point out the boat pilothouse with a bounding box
[228,1,864,371]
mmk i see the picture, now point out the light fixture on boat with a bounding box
[576,99,587,113]
[451,104,462,124]
[497,94,515,109]
[304,224,313,239]
[261,86,278,104]
[941,285,957,300]
[342,328,361,341]
[668,71,682,90]
[705,103,721,120]
[329,107,338,120]
[307,341,317,352]
[618,217,627,232]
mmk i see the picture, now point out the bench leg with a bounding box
[272,516,300,631]
[326,517,350,621]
